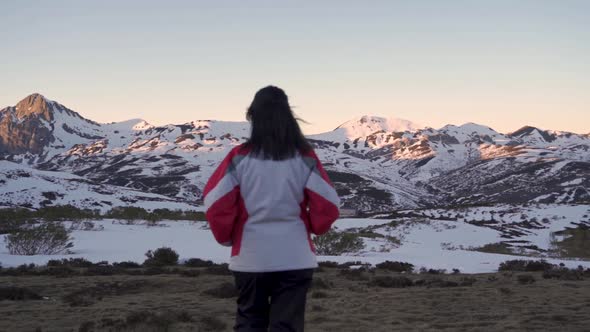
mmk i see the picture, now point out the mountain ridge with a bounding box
[1,93,588,212]
[2,93,587,136]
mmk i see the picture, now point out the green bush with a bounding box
[36,205,99,221]
[184,258,215,267]
[143,247,179,266]
[317,261,339,268]
[498,260,555,272]
[549,225,590,259]
[0,218,28,235]
[112,261,142,268]
[375,261,414,273]
[47,257,94,268]
[313,230,364,255]
[6,222,73,255]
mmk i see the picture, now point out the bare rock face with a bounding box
[0,94,54,155]
[14,93,54,122]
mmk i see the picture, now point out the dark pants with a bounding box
[232,269,314,332]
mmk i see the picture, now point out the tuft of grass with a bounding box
[311,278,332,289]
[63,280,149,307]
[339,268,370,281]
[199,316,227,331]
[368,276,413,288]
[517,274,536,285]
[202,282,238,299]
[180,269,201,278]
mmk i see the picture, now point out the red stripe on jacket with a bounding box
[203,145,249,246]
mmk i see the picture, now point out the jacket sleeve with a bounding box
[203,148,241,246]
[303,150,340,235]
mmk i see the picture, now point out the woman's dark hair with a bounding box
[243,86,311,160]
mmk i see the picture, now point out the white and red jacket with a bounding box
[203,145,340,272]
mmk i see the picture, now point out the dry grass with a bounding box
[1,265,589,331]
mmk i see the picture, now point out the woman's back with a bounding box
[232,151,316,271]
[205,145,339,272]
[203,85,339,331]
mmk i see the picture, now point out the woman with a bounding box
[203,86,340,331]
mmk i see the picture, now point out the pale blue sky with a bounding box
[1,0,588,134]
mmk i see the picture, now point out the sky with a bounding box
[0,0,588,134]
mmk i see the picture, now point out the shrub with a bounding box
[368,276,413,288]
[337,261,369,269]
[0,218,27,235]
[204,263,231,275]
[375,261,414,273]
[0,263,38,276]
[112,261,142,269]
[47,258,94,268]
[36,205,98,221]
[6,222,73,255]
[317,261,339,268]
[542,268,584,281]
[498,260,555,272]
[313,230,364,255]
[106,206,151,221]
[45,266,78,277]
[549,225,590,259]
[184,258,215,268]
[419,267,446,274]
[84,266,122,276]
[143,247,179,266]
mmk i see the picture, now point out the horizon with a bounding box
[4,91,588,135]
[1,1,589,134]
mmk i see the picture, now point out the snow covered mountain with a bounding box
[1,94,588,212]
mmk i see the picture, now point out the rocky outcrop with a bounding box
[0,93,101,156]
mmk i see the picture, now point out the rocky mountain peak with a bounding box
[509,126,556,142]
[334,115,422,138]
[14,93,53,121]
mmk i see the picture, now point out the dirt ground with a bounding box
[1,265,590,332]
